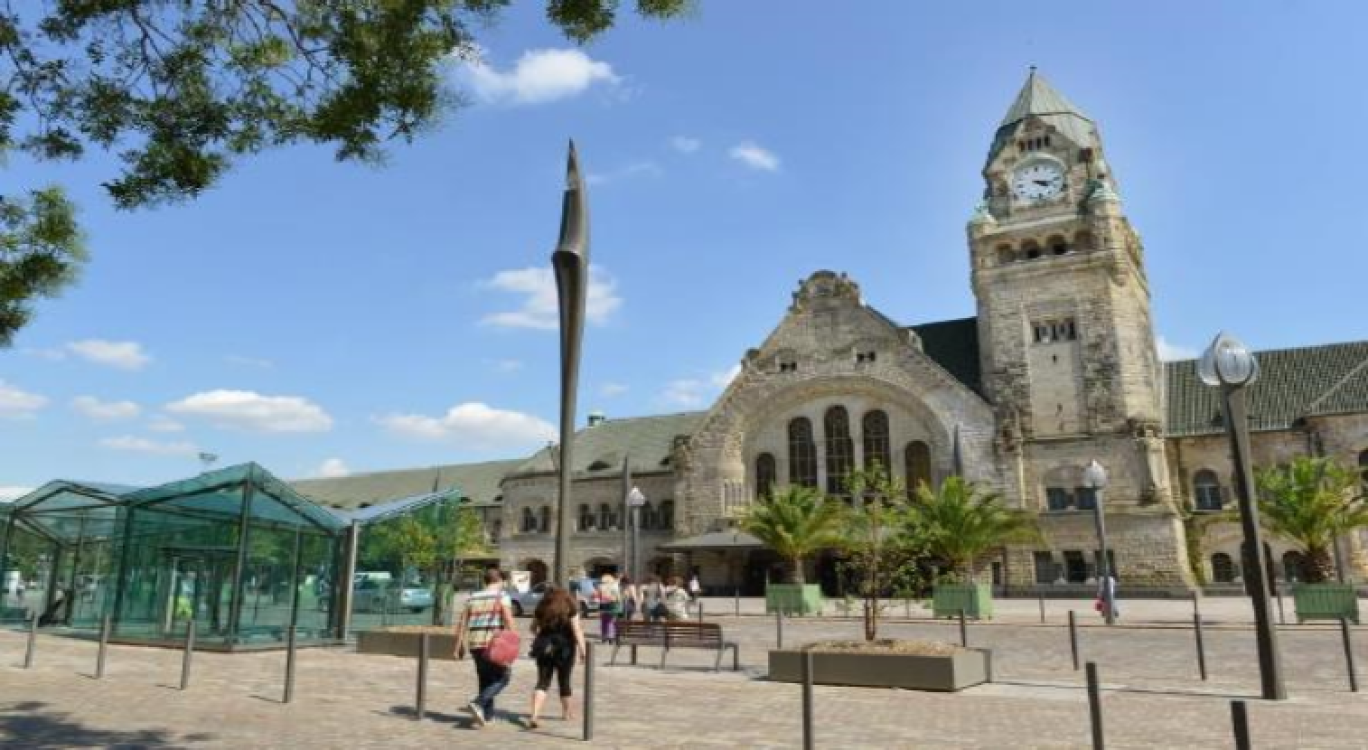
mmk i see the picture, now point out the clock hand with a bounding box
[1034,180,1050,187]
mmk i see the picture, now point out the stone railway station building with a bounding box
[296,72,1368,596]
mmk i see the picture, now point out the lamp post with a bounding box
[1199,331,1286,700]
[1083,460,1115,626]
[627,487,647,581]
[551,141,590,586]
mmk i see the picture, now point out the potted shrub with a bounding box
[1256,457,1366,624]
[741,485,842,615]
[911,477,1037,620]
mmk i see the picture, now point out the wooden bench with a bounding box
[609,621,739,672]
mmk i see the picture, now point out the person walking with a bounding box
[688,573,702,600]
[454,568,517,728]
[527,586,587,729]
[594,573,621,643]
[662,576,691,621]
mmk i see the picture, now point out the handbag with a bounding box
[487,629,521,667]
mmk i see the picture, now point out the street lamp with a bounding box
[1082,460,1115,625]
[1198,331,1286,700]
[551,141,590,587]
[627,487,647,581]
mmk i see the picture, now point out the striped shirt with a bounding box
[462,589,511,649]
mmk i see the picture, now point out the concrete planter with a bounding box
[932,583,993,620]
[1292,583,1360,624]
[356,629,459,660]
[768,647,991,692]
[766,584,824,616]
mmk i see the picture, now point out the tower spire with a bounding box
[999,68,1089,128]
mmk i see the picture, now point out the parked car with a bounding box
[353,578,433,613]
[509,580,599,617]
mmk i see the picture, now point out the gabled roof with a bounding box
[291,458,522,511]
[1166,340,1368,437]
[989,70,1097,165]
[907,317,983,396]
[511,412,706,478]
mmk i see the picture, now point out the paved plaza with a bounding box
[2,598,1366,748]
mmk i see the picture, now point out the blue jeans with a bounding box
[472,648,512,716]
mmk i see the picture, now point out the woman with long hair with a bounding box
[527,586,586,729]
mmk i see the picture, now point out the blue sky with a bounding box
[4,0,1367,495]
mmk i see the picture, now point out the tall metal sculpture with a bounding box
[552,141,590,586]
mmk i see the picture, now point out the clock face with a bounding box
[1012,162,1065,201]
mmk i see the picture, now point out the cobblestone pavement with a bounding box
[1,604,1366,748]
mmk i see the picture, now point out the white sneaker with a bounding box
[467,701,487,728]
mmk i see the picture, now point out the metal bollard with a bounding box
[776,611,784,650]
[179,619,196,691]
[583,642,595,741]
[283,626,298,704]
[1068,610,1080,671]
[415,632,429,719]
[1038,593,1046,624]
[959,608,968,647]
[1191,590,1200,619]
[1231,700,1251,750]
[1341,617,1359,693]
[801,649,815,750]
[1085,661,1105,750]
[96,615,111,679]
[23,612,38,669]
[697,601,704,622]
[1193,612,1208,681]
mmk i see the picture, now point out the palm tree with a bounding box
[739,485,844,585]
[910,476,1038,582]
[1255,456,1368,583]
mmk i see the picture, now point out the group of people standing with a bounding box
[450,568,702,730]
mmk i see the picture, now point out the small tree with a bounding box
[910,476,1038,584]
[368,500,489,624]
[740,485,844,585]
[1255,456,1368,583]
[431,506,490,624]
[838,464,927,641]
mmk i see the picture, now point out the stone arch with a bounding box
[1210,553,1237,583]
[521,558,549,585]
[583,557,618,578]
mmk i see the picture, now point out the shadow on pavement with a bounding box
[0,701,213,749]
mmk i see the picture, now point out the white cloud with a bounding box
[659,365,740,409]
[315,458,352,479]
[670,136,702,154]
[147,415,186,433]
[0,381,48,418]
[225,355,274,369]
[489,359,524,373]
[99,435,198,457]
[461,48,619,105]
[600,382,629,398]
[480,267,622,331]
[0,487,34,502]
[1157,336,1199,362]
[377,402,557,450]
[167,390,333,433]
[711,364,742,388]
[71,396,141,422]
[729,141,781,172]
[66,339,151,371]
[586,161,662,186]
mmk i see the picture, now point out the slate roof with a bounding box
[291,459,523,511]
[1166,340,1368,437]
[989,70,1098,164]
[511,412,707,478]
[908,317,984,396]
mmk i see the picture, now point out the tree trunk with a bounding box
[1305,546,1336,584]
[790,556,805,585]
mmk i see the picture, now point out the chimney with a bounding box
[587,411,606,427]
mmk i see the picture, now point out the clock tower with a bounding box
[968,70,1186,586]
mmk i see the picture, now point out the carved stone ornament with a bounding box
[790,270,861,312]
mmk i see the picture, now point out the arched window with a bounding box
[599,503,614,531]
[491,519,502,541]
[640,502,657,531]
[824,406,855,495]
[521,507,536,533]
[660,500,675,530]
[539,506,551,534]
[755,453,777,499]
[1210,553,1236,584]
[1282,550,1306,583]
[905,441,932,494]
[578,504,594,531]
[788,417,818,488]
[862,410,891,473]
[1193,470,1223,511]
